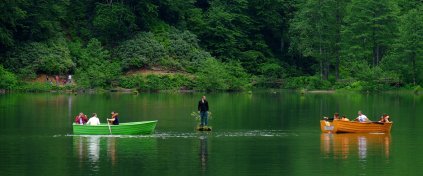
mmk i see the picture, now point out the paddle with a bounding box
[107,119,112,135]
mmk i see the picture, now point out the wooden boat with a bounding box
[320,119,392,133]
[73,120,158,135]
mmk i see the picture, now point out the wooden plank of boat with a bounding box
[320,120,392,133]
[73,120,158,135]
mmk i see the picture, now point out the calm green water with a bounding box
[0,91,422,175]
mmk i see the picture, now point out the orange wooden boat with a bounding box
[320,119,393,133]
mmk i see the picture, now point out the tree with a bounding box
[382,4,423,85]
[0,0,26,48]
[342,0,398,67]
[92,3,137,45]
[289,0,343,80]
[72,39,120,88]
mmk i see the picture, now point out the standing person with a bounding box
[198,96,209,127]
[55,75,60,86]
[355,111,369,122]
[107,112,119,125]
[74,112,88,125]
[68,74,72,84]
[87,113,101,125]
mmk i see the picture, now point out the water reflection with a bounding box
[73,136,118,172]
[199,135,208,173]
[320,133,391,160]
[107,137,117,166]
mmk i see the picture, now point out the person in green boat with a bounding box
[74,112,88,125]
[107,111,119,125]
[86,113,100,125]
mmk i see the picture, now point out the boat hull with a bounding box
[320,120,392,133]
[73,121,157,135]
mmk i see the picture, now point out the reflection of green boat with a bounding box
[73,121,158,135]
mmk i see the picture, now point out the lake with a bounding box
[0,90,422,175]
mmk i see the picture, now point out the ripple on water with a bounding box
[61,130,299,139]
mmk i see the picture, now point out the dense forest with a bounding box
[0,0,422,91]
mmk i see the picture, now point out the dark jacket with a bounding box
[198,100,209,112]
[112,116,119,125]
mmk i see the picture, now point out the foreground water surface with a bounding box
[0,91,422,175]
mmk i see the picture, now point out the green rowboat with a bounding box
[73,120,158,135]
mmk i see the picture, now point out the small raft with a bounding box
[320,119,392,133]
[196,126,212,131]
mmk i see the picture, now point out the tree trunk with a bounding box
[412,52,416,85]
[335,1,341,80]
[280,36,285,56]
[376,44,380,65]
[372,13,376,67]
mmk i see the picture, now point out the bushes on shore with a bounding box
[0,65,18,89]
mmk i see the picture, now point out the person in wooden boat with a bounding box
[378,114,390,123]
[354,111,370,122]
[333,113,340,120]
[107,111,120,125]
[198,96,209,127]
[74,112,88,125]
[341,115,350,121]
[86,113,101,125]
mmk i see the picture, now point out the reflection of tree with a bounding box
[320,133,391,160]
[199,136,208,173]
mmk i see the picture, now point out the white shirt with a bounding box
[68,75,72,79]
[87,116,100,125]
[357,115,368,122]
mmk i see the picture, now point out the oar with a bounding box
[107,119,112,135]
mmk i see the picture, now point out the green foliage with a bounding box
[195,58,250,91]
[191,111,213,121]
[0,65,18,89]
[118,74,194,91]
[3,38,74,77]
[72,39,120,88]
[342,0,398,66]
[195,58,230,91]
[93,3,137,45]
[16,82,54,92]
[114,32,166,70]
[225,61,251,90]
[114,29,211,73]
[284,76,331,90]
[0,1,26,47]
[0,0,421,91]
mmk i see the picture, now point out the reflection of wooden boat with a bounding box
[320,120,393,133]
[320,133,391,159]
[73,121,157,135]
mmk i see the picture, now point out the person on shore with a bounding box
[75,112,88,125]
[107,112,119,125]
[378,114,390,123]
[355,111,369,122]
[55,75,60,86]
[198,96,209,127]
[87,113,101,125]
[67,74,72,84]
